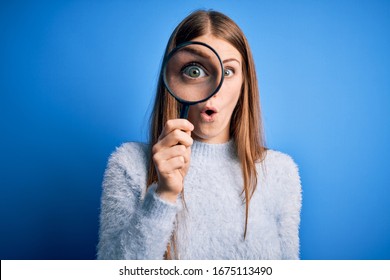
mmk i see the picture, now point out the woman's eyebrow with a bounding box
[181,47,212,60]
[223,58,241,65]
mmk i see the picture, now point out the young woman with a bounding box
[97,10,302,260]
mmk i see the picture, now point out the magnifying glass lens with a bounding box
[164,43,223,103]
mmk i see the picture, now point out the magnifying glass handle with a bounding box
[180,104,190,119]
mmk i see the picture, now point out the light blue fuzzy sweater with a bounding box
[97,140,302,259]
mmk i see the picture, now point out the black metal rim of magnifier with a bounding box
[162,41,225,106]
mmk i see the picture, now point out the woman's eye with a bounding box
[224,68,234,77]
[182,64,207,78]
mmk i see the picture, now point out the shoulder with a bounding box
[107,142,149,168]
[257,149,301,198]
[262,149,299,176]
[104,142,150,185]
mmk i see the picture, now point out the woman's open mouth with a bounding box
[201,107,218,122]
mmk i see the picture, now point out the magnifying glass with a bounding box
[162,41,224,119]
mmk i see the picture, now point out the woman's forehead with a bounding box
[190,34,242,63]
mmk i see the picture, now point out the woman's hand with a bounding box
[152,119,194,203]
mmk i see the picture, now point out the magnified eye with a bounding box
[182,63,207,79]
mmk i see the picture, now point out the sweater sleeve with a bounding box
[275,154,302,260]
[97,143,180,259]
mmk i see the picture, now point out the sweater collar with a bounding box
[191,138,237,160]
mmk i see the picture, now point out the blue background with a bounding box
[1,0,389,260]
